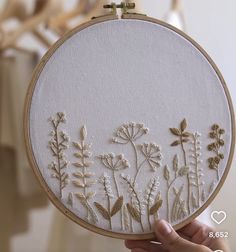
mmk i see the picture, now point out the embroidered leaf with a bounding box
[75,193,86,200]
[201,190,206,202]
[86,191,96,200]
[182,138,189,143]
[149,200,163,215]
[73,181,85,188]
[170,128,181,136]
[171,140,181,146]
[178,166,189,176]
[182,132,191,137]
[73,162,84,168]
[84,144,92,150]
[173,154,178,172]
[111,196,123,217]
[123,205,130,231]
[180,119,187,132]
[84,161,94,167]
[73,171,84,178]
[126,203,141,222]
[94,202,110,220]
[164,165,170,181]
[85,180,96,187]
[191,192,198,209]
[73,142,82,150]
[83,151,92,158]
[74,152,82,158]
[209,181,216,194]
[84,172,95,178]
[62,173,68,180]
[156,191,161,201]
[68,192,73,207]
[80,125,87,141]
[87,204,99,224]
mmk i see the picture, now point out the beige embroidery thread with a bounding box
[46,115,228,232]
[72,126,98,224]
[48,112,69,199]
[189,132,204,209]
[164,154,189,222]
[95,173,123,230]
[144,177,162,230]
[120,173,144,232]
[208,124,225,181]
[98,154,129,230]
[111,123,162,232]
[171,185,187,222]
[170,118,191,215]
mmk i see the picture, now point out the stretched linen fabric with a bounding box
[0,48,40,197]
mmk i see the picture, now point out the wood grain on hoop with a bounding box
[24,14,235,240]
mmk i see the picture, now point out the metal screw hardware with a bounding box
[103,2,135,14]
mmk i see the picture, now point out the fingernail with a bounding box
[155,220,173,236]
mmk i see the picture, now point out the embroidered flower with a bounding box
[139,143,162,171]
[98,153,130,171]
[112,122,149,144]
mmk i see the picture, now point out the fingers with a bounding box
[178,219,214,246]
[154,220,211,252]
[179,219,214,238]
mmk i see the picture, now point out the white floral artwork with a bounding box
[27,18,234,238]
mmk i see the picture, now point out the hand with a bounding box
[125,219,230,252]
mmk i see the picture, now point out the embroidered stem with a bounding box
[180,137,191,215]
[167,178,177,222]
[131,140,139,172]
[48,113,69,200]
[113,170,124,230]
[107,193,112,230]
[54,123,63,199]
[134,159,147,184]
[121,175,144,232]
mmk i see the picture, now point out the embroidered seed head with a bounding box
[140,143,162,171]
[207,143,214,151]
[112,122,149,144]
[98,153,130,171]
[211,124,219,130]
[218,139,225,146]
[49,131,56,137]
[209,132,217,138]
[219,128,225,134]
[60,132,69,143]
[208,157,217,169]
[219,153,224,159]
[57,112,66,123]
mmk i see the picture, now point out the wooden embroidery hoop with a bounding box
[24,13,235,240]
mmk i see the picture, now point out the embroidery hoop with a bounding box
[24,14,235,240]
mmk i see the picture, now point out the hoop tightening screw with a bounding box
[103,2,135,14]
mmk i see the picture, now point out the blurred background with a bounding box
[0,0,235,251]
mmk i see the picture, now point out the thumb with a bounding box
[154,220,208,252]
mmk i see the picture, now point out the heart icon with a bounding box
[211,211,227,225]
